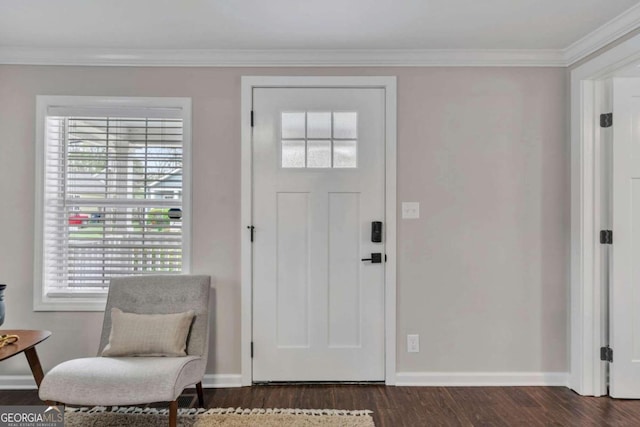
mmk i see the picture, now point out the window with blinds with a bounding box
[42,105,187,293]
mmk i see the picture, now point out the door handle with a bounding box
[361,253,382,263]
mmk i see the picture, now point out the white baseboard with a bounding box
[201,374,243,388]
[0,375,38,390]
[0,372,568,390]
[0,374,243,390]
[395,371,569,387]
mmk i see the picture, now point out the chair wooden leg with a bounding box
[196,381,205,407]
[169,400,178,427]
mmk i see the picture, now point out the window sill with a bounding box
[34,290,108,312]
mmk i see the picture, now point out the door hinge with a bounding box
[251,110,254,127]
[600,230,613,244]
[600,113,613,128]
[601,346,613,362]
[251,341,254,358]
[247,225,255,242]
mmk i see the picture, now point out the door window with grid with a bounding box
[281,111,358,168]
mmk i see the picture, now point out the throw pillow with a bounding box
[102,308,195,357]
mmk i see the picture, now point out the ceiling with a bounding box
[1,0,639,67]
[0,0,638,50]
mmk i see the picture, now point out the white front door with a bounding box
[252,87,386,381]
[610,78,640,398]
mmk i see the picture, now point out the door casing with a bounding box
[570,33,640,396]
[240,76,397,386]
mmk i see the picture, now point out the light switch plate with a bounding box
[402,202,420,219]
[407,334,420,353]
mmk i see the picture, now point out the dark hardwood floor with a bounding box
[1,385,640,426]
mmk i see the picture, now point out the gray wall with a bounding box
[0,65,568,378]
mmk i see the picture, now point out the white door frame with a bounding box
[570,34,640,396]
[240,76,397,386]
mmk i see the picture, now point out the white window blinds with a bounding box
[43,107,185,290]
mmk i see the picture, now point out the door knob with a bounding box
[361,253,382,263]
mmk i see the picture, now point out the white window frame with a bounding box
[33,96,192,311]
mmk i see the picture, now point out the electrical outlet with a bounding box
[407,334,420,353]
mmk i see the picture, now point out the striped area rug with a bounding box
[65,407,375,426]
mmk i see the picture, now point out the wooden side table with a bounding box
[0,330,51,388]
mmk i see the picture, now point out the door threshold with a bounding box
[253,381,385,386]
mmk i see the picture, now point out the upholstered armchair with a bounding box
[39,275,211,427]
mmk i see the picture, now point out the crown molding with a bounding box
[3,1,640,69]
[0,46,566,67]
[564,3,640,65]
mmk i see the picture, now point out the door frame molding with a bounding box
[240,76,397,386]
[570,34,640,396]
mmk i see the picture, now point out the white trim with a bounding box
[395,372,569,387]
[3,2,640,68]
[384,79,398,386]
[33,95,192,312]
[0,376,39,390]
[564,3,640,66]
[200,374,243,389]
[240,80,253,387]
[592,79,609,397]
[240,76,397,386]
[570,77,599,396]
[570,32,640,396]
[0,374,242,390]
[181,99,193,281]
[0,47,565,67]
